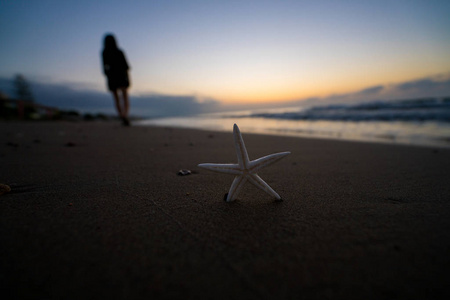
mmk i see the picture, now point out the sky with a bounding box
[1,0,450,109]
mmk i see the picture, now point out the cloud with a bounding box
[357,85,384,95]
[130,94,221,117]
[380,74,450,101]
[2,73,450,117]
[396,76,450,96]
[295,73,450,108]
[0,77,221,117]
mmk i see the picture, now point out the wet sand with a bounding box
[1,121,450,299]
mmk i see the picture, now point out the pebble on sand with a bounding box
[0,184,11,196]
[177,169,192,176]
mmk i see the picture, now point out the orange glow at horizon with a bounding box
[132,45,450,105]
[185,68,450,105]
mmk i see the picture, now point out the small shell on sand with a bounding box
[0,184,11,195]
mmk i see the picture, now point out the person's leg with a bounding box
[120,88,129,118]
[111,89,123,118]
[118,88,130,126]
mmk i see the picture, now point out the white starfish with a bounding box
[198,124,290,202]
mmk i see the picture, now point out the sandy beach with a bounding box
[1,121,450,299]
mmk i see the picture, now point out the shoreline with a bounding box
[135,116,450,150]
[1,121,450,299]
[4,119,447,151]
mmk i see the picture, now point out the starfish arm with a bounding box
[198,163,242,175]
[249,152,291,173]
[233,124,250,169]
[226,175,247,202]
[248,174,281,200]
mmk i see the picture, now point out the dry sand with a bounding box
[1,121,450,299]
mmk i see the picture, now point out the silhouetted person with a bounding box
[102,34,131,126]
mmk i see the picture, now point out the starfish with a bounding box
[198,124,290,202]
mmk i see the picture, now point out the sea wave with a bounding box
[137,97,450,148]
[237,98,450,122]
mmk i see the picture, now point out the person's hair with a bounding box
[103,34,118,51]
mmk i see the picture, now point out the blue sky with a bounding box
[1,0,450,107]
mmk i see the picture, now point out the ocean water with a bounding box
[136,98,450,148]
